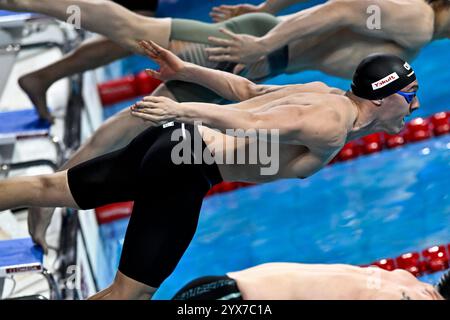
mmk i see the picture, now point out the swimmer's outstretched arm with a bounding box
[132,95,344,147]
[140,40,280,102]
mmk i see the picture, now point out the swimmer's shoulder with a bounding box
[287,81,335,93]
[390,269,422,284]
[300,82,347,96]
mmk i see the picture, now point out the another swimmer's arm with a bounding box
[258,0,384,53]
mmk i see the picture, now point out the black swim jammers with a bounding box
[172,275,243,300]
[67,123,222,287]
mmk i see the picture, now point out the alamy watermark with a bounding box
[66,5,81,29]
[170,122,280,176]
[366,5,382,30]
[65,265,81,290]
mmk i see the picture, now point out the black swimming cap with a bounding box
[351,53,416,100]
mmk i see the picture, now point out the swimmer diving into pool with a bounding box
[0,43,420,299]
[172,262,449,300]
[1,0,446,250]
[0,0,446,118]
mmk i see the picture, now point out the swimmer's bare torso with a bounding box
[227,262,444,300]
[198,82,353,183]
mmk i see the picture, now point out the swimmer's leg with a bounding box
[19,36,132,122]
[71,123,215,299]
[9,120,167,228]
[62,85,176,170]
[1,0,171,53]
[0,171,79,211]
[89,271,156,300]
[18,7,156,122]
[110,126,219,298]
[87,285,113,300]
[27,84,176,253]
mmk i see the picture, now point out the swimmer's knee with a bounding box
[32,172,67,201]
[36,173,63,192]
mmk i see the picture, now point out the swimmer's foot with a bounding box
[19,72,55,124]
[27,207,55,255]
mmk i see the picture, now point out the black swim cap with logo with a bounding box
[351,54,416,100]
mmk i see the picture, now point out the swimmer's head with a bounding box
[351,53,420,134]
[435,269,450,300]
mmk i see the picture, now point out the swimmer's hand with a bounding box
[130,96,181,126]
[209,3,265,22]
[138,40,188,82]
[206,28,268,64]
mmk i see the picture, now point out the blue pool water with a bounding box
[149,135,450,299]
[97,0,450,298]
[98,134,450,298]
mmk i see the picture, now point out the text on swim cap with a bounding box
[371,72,399,90]
[403,62,415,77]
